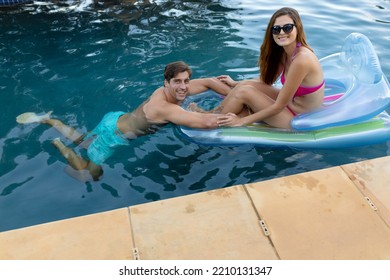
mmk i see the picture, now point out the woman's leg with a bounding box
[237,79,279,100]
[189,79,279,114]
[218,84,278,114]
[220,84,293,128]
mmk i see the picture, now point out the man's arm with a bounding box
[188,78,231,96]
[161,102,221,129]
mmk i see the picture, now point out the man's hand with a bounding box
[216,75,238,88]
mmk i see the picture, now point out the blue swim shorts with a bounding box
[85,111,128,165]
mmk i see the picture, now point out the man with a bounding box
[16,61,231,181]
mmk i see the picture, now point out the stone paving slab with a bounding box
[130,186,278,260]
[341,156,390,227]
[0,208,133,260]
[245,166,390,260]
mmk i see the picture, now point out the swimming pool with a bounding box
[1,0,389,231]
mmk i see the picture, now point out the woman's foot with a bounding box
[188,103,223,114]
[188,103,206,113]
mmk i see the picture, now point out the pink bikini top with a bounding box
[281,43,324,97]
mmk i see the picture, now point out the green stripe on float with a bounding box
[220,126,315,142]
[219,119,385,142]
[314,119,385,139]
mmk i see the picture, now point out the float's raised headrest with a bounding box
[340,33,382,84]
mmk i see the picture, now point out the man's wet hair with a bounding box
[164,61,192,82]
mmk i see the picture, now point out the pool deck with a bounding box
[1,155,390,260]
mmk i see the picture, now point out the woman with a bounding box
[194,7,324,129]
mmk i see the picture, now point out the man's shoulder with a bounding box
[146,90,180,112]
[148,88,165,104]
[150,87,164,97]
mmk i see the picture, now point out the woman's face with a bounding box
[272,15,297,47]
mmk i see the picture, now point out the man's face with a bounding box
[164,71,190,102]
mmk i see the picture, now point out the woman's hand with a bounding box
[217,113,243,127]
[216,75,238,88]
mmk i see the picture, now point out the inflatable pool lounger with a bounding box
[177,33,390,149]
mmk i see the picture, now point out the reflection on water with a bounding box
[0,0,389,231]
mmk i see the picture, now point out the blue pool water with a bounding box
[1,0,389,231]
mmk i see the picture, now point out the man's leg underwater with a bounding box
[16,111,103,181]
[52,138,103,181]
[41,116,103,180]
[42,118,83,142]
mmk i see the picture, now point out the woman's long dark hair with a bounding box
[259,7,312,85]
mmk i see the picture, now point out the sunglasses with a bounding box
[271,23,295,35]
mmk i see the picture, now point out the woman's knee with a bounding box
[232,85,258,101]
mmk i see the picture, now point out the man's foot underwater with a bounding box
[16,111,53,124]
